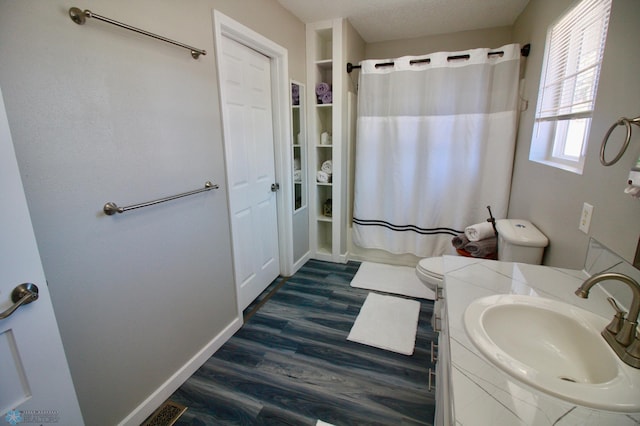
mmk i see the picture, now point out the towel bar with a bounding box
[103,181,218,215]
[69,7,207,59]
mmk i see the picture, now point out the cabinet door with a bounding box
[435,303,451,426]
[291,82,306,212]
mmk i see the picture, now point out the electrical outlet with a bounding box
[579,202,593,234]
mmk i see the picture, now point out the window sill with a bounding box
[529,157,584,175]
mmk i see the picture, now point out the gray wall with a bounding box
[345,19,366,224]
[509,0,640,268]
[342,20,366,254]
[365,26,513,59]
[0,1,305,424]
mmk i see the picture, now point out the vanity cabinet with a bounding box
[433,289,452,426]
[440,254,640,425]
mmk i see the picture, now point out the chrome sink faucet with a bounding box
[576,272,640,368]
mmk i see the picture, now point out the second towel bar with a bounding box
[103,181,218,215]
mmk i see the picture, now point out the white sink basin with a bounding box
[464,294,640,412]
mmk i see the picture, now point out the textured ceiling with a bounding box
[277,0,530,43]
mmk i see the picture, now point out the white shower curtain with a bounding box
[352,44,521,257]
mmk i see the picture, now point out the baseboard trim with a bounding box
[311,251,350,264]
[117,314,243,426]
[292,251,311,274]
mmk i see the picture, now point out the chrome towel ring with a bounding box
[600,116,640,166]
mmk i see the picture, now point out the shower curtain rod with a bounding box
[68,7,207,59]
[346,43,530,73]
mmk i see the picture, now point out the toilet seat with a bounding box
[417,256,444,279]
[415,256,444,290]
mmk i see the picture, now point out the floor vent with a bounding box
[141,401,187,426]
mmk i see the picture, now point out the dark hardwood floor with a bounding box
[170,259,436,425]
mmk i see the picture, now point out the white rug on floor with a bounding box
[347,292,421,355]
[350,261,435,300]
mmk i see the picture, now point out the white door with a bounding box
[0,87,84,424]
[219,36,280,312]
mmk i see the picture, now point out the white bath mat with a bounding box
[347,292,421,355]
[350,261,435,300]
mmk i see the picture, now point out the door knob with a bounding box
[0,283,39,320]
[271,183,280,192]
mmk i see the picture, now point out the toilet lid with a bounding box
[417,256,444,279]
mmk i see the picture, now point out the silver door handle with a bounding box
[430,340,438,363]
[271,183,280,192]
[428,368,436,392]
[433,314,441,332]
[0,283,39,320]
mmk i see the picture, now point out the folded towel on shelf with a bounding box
[321,160,333,174]
[320,91,333,104]
[451,234,469,249]
[464,222,495,242]
[293,158,301,171]
[624,183,640,198]
[464,237,497,258]
[293,170,302,182]
[315,82,330,96]
[316,170,331,183]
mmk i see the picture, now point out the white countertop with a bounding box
[442,255,640,425]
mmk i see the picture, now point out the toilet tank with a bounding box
[496,219,549,264]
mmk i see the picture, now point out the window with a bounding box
[529,0,611,174]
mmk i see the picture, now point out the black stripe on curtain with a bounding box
[353,218,463,236]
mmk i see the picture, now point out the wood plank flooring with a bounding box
[170,260,436,425]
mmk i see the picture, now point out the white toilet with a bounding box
[415,219,549,291]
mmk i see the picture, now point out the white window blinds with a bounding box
[535,0,611,122]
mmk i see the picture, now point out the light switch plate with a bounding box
[579,202,593,234]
